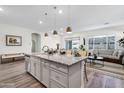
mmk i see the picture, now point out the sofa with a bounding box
[94,49,124,65]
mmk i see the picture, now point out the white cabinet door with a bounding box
[35,62,41,81]
[30,57,41,80]
[30,59,35,76]
[42,61,49,87]
[25,56,31,72]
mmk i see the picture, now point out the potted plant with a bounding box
[118,37,124,47]
[79,44,85,51]
[78,44,87,57]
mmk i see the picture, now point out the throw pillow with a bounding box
[113,50,118,57]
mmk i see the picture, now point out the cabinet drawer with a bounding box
[50,80,64,88]
[50,69,68,87]
[31,57,41,63]
[50,62,68,73]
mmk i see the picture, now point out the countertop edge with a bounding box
[25,53,87,66]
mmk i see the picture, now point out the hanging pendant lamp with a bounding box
[53,6,58,36]
[44,32,48,37]
[44,13,48,37]
[53,30,58,35]
[66,6,72,33]
[66,26,72,33]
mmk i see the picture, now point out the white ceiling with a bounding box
[1,5,124,33]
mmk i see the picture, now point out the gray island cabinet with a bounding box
[25,54,87,88]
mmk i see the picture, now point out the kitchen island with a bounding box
[25,53,87,88]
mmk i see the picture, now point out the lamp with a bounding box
[66,6,72,33]
[53,6,58,35]
[66,26,72,33]
[44,32,48,37]
[53,30,58,35]
[44,12,48,37]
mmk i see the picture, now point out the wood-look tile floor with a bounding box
[0,60,124,88]
[0,61,45,88]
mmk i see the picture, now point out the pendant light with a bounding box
[66,6,72,33]
[44,12,48,37]
[53,6,58,36]
[53,30,58,35]
[44,32,48,37]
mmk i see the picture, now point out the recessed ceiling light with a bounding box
[0,7,3,12]
[58,10,63,14]
[60,28,63,31]
[39,21,43,24]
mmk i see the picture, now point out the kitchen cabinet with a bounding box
[41,60,49,87]
[30,57,41,81]
[50,68,67,87]
[35,61,41,81]
[25,54,86,88]
[25,56,31,72]
[30,57,35,76]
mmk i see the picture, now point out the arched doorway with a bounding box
[31,33,41,53]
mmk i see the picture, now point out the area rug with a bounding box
[86,61,124,76]
[85,68,124,88]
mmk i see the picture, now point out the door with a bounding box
[35,62,41,81]
[30,57,41,80]
[30,58,35,76]
[25,56,31,72]
[42,61,49,87]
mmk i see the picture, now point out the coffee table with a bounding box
[88,56,104,67]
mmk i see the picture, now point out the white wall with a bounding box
[41,33,60,49]
[0,23,39,54]
[0,23,61,54]
[61,28,124,50]
[1,23,123,55]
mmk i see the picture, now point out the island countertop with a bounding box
[25,53,87,66]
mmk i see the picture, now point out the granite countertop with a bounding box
[25,53,87,66]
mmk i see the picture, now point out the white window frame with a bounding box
[88,35,115,50]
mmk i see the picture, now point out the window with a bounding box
[88,35,115,50]
[65,40,72,49]
[94,37,106,49]
[65,37,80,50]
[89,38,93,49]
[108,36,115,49]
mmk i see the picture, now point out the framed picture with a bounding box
[6,35,22,46]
